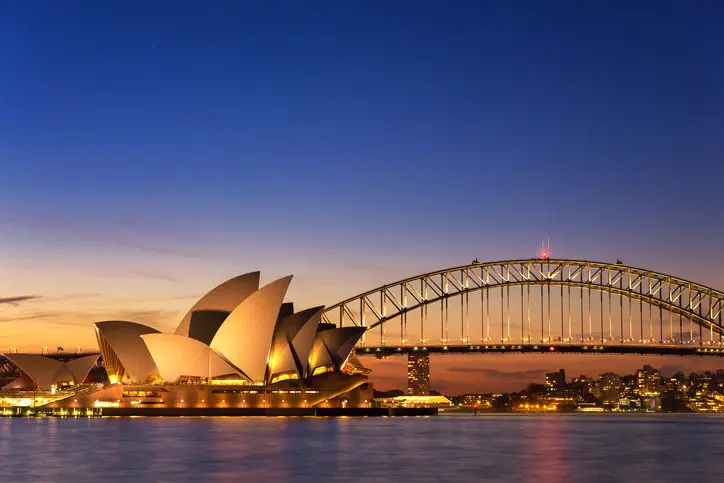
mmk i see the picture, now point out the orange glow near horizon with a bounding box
[2,253,724,394]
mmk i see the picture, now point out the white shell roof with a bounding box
[141,333,240,382]
[210,276,293,383]
[95,321,160,383]
[175,271,260,340]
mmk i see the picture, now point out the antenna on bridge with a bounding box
[538,238,551,260]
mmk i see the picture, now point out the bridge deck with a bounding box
[0,352,100,362]
[357,343,724,357]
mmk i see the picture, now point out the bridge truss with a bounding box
[322,259,724,356]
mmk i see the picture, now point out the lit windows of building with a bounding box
[635,365,661,396]
[596,372,623,406]
[376,395,452,409]
[545,369,565,393]
[407,353,430,396]
[454,394,493,408]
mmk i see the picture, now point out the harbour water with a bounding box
[2,414,724,482]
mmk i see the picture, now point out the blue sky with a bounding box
[1,2,723,390]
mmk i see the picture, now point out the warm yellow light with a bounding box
[270,373,299,384]
[93,400,120,408]
[312,366,334,376]
[210,379,259,386]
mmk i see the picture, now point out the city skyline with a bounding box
[448,364,724,413]
[3,2,724,394]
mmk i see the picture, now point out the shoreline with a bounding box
[0,407,438,418]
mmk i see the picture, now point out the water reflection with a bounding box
[1,414,723,482]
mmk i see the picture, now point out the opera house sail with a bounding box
[1,271,372,413]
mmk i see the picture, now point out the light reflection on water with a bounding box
[1,414,724,482]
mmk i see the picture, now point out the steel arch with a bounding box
[322,259,724,337]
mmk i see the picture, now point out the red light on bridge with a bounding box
[548,346,555,352]
[538,238,551,260]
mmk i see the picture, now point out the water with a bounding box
[2,414,724,482]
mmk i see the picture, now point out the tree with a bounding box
[661,393,690,412]
[492,394,512,412]
[523,383,547,396]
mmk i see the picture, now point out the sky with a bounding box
[1,1,724,393]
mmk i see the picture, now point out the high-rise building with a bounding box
[596,372,623,405]
[636,365,661,396]
[570,375,594,392]
[407,353,430,395]
[545,369,566,393]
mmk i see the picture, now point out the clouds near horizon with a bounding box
[0,295,41,305]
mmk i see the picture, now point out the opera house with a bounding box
[0,272,374,414]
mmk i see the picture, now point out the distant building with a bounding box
[569,375,594,394]
[689,372,712,394]
[621,374,638,399]
[407,353,430,395]
[597,373,623,406]
[571,375,593,387]
[376,394,451,409]
[668,373,688,393]
[641,395,661,412]
[545,369,566,393]
[636,365,661,396]
[453,393,494,408]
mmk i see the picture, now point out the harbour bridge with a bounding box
[321,259,724,358]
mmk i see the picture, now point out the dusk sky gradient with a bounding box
[2,2,723,392]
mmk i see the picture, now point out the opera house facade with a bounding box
[1,272,373,414]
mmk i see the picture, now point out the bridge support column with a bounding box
[407,353,430,395]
